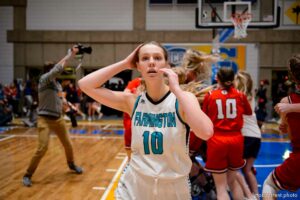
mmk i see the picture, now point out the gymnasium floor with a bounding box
[0,118,299,200]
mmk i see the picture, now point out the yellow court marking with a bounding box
[100,157,128,200]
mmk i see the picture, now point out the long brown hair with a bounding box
[182,49,218,82]
[217,67,235,89]
[172,66,186,84]
[288,54,300,84]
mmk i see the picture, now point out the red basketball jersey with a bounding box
[123,78,142,148]
[202,86,252,134]
[287,92,300,151]
[126,78,142,93]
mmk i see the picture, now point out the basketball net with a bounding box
[231,12,252,39]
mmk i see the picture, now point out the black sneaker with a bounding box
[22,176,32,187]
[68,162,83,174]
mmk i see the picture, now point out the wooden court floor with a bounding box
[0,119,126,200]
[0,118,288,200]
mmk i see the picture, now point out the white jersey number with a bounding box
[216,99,237,119]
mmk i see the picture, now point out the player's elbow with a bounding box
[194,123,214,141]
[78,78,88,93]
[202,126,214,141]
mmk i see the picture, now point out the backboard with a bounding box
[196,0,280,28]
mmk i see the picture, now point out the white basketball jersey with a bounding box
[242,98,261,138]
[130,91,192,179]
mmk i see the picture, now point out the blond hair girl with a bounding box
[183,49,219,83]
[235,71,261,197]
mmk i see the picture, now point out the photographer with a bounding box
[22,45,86,187]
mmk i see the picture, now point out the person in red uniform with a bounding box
[123,77,142,158]
[262,54,300,200]
[202,67,252,200]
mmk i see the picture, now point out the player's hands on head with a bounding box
[124,44,143,70]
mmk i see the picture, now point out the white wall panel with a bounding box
[0,7,13,85]
[27,0,133,30]
[245,44,259,90]
[147,5,197,30]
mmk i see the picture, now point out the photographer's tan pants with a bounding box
[25,116,74,176]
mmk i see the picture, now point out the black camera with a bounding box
[77,43,92,55]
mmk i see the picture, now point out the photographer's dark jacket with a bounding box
[38,64,64,118]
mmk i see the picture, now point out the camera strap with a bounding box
[76,62,82,71]
[74,54,83,71]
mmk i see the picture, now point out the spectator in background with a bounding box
[23,81,38,127]
[61,79,78,127]
[85,95,103,121]
[0,83,5,101]
[23,80,33,117]
[0,83,13,126]
[13,79,22,116]
[64,82,86,120]
[255,79,269,128]
[0,100,13,126]
[4,83,17,117]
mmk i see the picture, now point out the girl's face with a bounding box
[136,44,168,79]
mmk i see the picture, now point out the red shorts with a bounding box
[273,151,300,191]
[123,113,132,148]
[205,133,245,173]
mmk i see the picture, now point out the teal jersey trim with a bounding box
[131,95,141,118]
[175,99,188,126]
[175,99,190,145]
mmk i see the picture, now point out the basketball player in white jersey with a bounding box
[235,71,261,197]
[78,41,213,200]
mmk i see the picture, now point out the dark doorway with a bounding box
[26,67,42,83]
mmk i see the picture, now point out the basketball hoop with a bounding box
[231,12,252,39]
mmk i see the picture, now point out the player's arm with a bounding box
[159,68,213,141]
[275,102,300,115]
[194,85,215,105]
[178,91,213,140]
[277,97,289,134]
[78,47,141,114]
